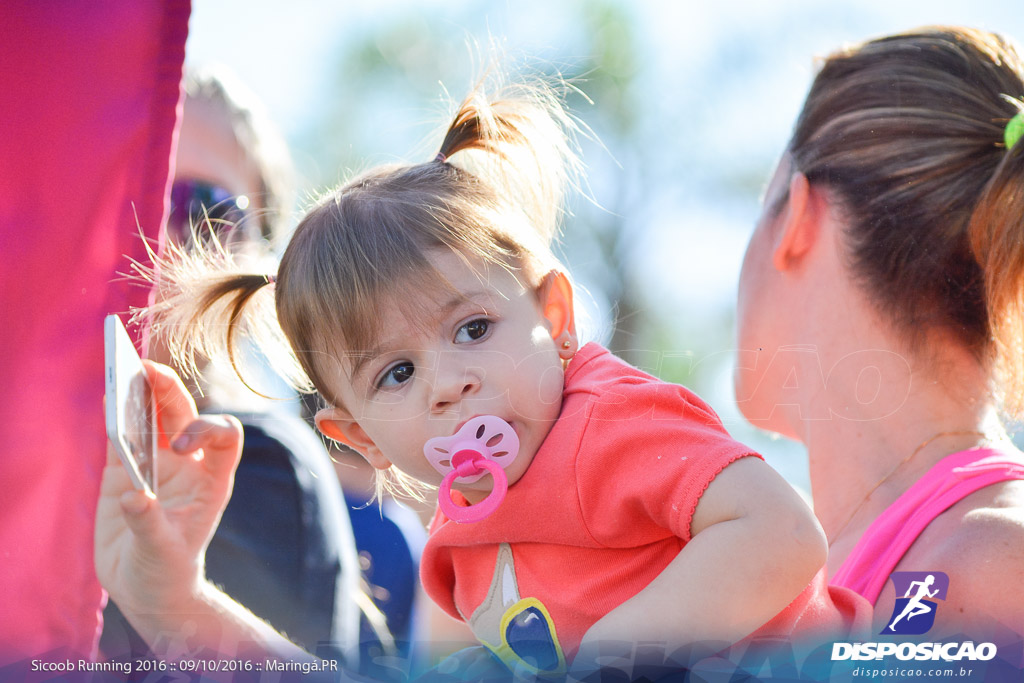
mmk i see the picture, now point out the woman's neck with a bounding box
[810,420,997,568]
[802,336,1001,567]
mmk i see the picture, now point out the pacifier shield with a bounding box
[424,416,519,483]
[424,415,520,523]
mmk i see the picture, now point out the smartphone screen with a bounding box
[104,315,157,496]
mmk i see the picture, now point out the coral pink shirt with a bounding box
[0,2,187,663]
[421,344,869,664]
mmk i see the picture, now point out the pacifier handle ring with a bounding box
[438,458,508,524]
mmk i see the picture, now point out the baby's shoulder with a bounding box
[568,349,719,421]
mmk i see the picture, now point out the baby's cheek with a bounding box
[537,365,564,407]
[513,362,564,422]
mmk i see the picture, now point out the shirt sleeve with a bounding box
[574,377,760,547]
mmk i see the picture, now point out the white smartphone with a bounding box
[104,314,158,497]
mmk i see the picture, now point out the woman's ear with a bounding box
[315,407,391,470]
[772,172,822,272]
[538,270,578,360]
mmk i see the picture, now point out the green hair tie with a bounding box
[1005,110,1024,150]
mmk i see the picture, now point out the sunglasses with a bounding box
[483,597,567,676]
[167,178,260,246]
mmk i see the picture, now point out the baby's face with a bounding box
[324,250,569,497]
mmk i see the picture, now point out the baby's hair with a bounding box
[144,69,584,499]
[786,26,1024,416]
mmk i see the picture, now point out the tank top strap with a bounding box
[831,448,1024,605]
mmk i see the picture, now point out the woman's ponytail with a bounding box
[785,28,1024,416]
[968,106,1024,416]
[137,237,308,397]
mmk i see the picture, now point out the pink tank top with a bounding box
[832,448,1024,605]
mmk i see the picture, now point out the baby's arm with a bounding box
[579,456,826,650]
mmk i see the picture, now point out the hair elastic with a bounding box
[266,274,276,285]
[1005,110,1024,150]
[434,152,447,163]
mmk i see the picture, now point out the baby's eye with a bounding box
[377,362,414,389]
[454,318,490,343]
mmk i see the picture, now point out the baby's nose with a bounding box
[430,368,481,412]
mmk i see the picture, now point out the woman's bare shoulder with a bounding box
[913,481,1024,633]
[947,479,1024,551]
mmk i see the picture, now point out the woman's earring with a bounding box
[562,340,572,350]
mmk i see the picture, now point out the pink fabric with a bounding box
[832,448,1024,605]
[0,2,188,663]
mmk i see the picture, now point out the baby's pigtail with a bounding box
[968,102,1024,417]
[435,71,586,249]
[134,235,310,397]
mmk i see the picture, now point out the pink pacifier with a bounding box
[424,415,520,524]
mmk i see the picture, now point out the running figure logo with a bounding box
[881,571,949,635]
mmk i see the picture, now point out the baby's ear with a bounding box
[315,406,391,470]
[538,270,578,360]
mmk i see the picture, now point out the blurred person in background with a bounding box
[333,443,431,662]
[100,66,382,667]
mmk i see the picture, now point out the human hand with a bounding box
[95,360,243,621]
